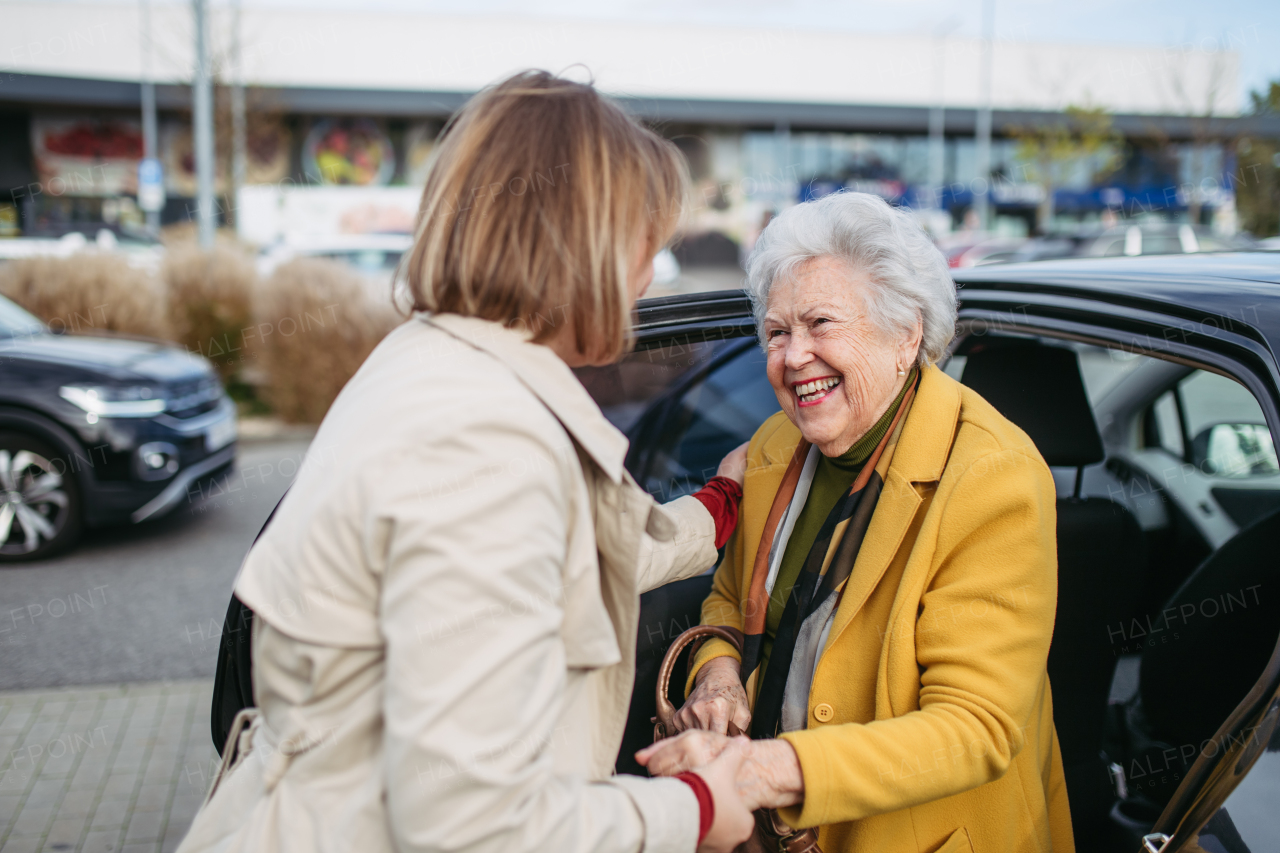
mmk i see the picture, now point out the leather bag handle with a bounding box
[651,624,824,853]
[653,625,744,741]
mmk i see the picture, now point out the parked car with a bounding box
[0,295,237,561]
[1077,223,1251,258]
[940,236,1027,268]
[579,252,1280,852]
[255,233,414,281]
[0,228,165,271]
[1003,234,1095,264]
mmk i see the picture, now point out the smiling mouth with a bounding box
[793,376,841,407]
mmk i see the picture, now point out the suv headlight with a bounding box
[60,385,167,417]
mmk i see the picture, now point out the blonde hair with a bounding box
[407,70,688,362]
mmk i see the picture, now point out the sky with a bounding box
[76,0,1280,107]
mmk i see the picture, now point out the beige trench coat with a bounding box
[177,314,720,853]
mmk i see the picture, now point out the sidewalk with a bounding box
[0,681,217,853]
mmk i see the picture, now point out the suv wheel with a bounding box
[0,432,83,562]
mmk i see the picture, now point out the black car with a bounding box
[0,294,237,561]
[580,252,1280,853]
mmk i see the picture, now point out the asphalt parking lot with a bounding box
[0,439,309,692]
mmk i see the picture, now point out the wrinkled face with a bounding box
[763,257,921,457]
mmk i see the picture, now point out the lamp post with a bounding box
[192,0,215,248]
[138,0,162,236]
[929,20,960,212]
[231,0,245,228]
[972,0,995,231]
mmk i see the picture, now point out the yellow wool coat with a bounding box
[689,365,1075,853]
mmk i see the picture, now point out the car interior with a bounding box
[584,326,1280,849]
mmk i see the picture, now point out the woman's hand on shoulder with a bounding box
[673,656,751,735]
[715,441,750,486]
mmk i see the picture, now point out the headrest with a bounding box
[960,342,1105,468]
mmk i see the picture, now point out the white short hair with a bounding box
[745,192,957,366]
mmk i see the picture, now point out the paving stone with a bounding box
[100,773,138,801]
[0,792,22,821]
[0,681,212,845]
[133,784,170,813]
[69,761,108,790]
[46,813,89,846]
[81,828,124,852]
[56,788,96,820]
[28,776,67,804]
[0,682,212,853]
[0,836,41,853]
[91,796,131,830]
[9,805,52,836]
[125,808,165,843]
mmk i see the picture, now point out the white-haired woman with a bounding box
[638,192,1075,853]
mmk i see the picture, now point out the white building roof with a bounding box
[1,2,1241,116]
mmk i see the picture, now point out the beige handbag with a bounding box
[652,625,822,853]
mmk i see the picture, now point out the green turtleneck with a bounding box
[759,368,917,678]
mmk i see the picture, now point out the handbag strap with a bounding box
[652,624,824,853]
[652,625,744,741]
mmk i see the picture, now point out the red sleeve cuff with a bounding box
[691,476,743,549]
[675,771,715,846]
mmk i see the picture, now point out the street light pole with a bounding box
[192,0,215,248]
[230,0,245,228]
[139,0,159,236]
[929,21,959,212]
[972,0,995,231]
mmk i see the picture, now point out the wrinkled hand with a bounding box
[680,736,756,853]
[716,441,750,486]
[673,656,751,735]
[637,730,806,813]
[636,729,731,777]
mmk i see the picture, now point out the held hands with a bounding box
[636,730,806,812]
[673,656,752,735]
[672,736,757,853]
[715,441,750,486]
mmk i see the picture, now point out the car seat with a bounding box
[1105,505,1280,816]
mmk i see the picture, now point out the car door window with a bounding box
[1141,370,1280,532]
[627,339,779,501]
[1149,390,1185,458]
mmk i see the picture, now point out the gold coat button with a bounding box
[813,703,834,722]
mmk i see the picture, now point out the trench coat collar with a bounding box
[419,313,629,484]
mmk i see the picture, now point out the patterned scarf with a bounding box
[742,376,919,738]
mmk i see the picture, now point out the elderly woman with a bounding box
[639,192,1074,853]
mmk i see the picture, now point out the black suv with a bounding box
[0,295,237,560]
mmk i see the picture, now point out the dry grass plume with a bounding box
[162,245,257,379]
[0,254,168,339]
[257,258,401,423]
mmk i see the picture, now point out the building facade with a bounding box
[1,2,1276,248]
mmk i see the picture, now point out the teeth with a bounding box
[796,377,839,401]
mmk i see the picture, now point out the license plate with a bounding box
[205,416,237,452]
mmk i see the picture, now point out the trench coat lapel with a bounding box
[419,313,628,483]
[824,365,962,649]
